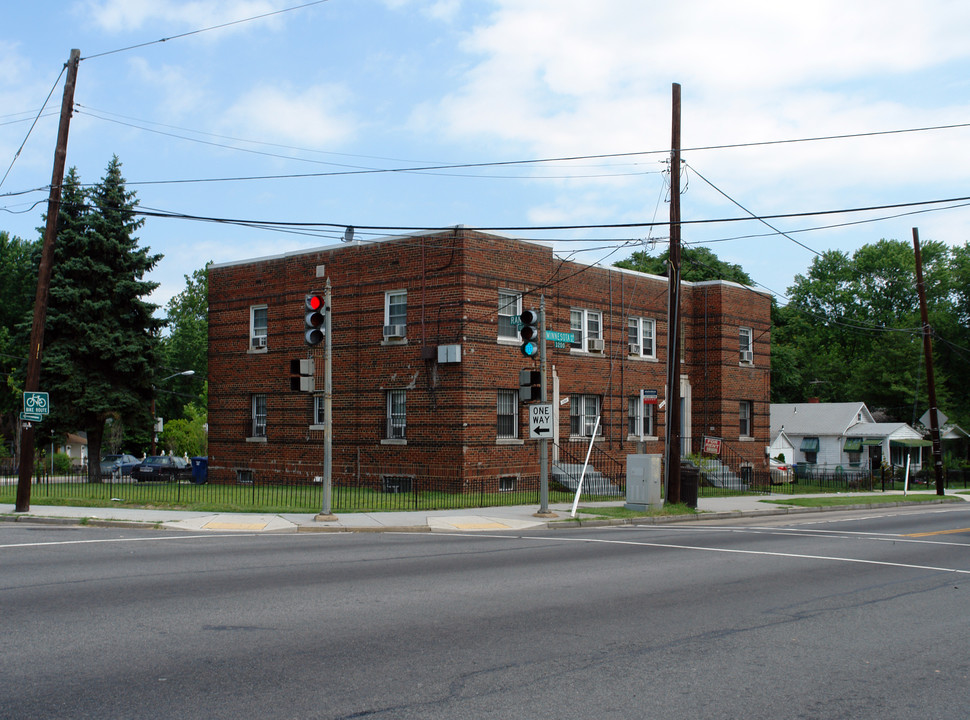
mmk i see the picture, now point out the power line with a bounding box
[133,192,970,233]
[685,162,824,257]
[0,64,67,191]
[75,104,662,176]
[82,0,334,61]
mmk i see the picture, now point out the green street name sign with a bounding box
[545,330,575,345]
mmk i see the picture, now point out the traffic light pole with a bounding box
[535,295,556,517]
[317,278,337,521]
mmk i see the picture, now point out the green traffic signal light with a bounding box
[520,308,539,357]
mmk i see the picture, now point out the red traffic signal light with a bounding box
[305,294,325,345]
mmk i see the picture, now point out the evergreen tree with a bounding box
[41,158,163,481]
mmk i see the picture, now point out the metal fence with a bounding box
[4,457,966,513]
[0,465,584,513]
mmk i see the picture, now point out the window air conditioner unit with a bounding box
[585,423,597,437]
[740,350,753,363]
[383,324,407,339]
[628,343,641,356]
[252,336,267,348]
[587,338,604,353]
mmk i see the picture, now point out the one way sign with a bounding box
[529,403,553,439]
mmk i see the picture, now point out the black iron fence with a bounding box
[0,464,582,513]
[4,456,967,513]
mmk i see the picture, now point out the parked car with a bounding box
[132,455,192,482]
[100,454,141,477]
[769,457,793,484]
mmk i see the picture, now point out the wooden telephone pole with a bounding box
[15,49,80,512]
[664,82,683,504]
[912,228,945,496]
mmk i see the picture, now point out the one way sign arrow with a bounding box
[529,403,553,439]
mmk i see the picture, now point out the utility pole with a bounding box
[16,49,81,512]
[316,277,337,521]
[664,82,682,505]
[912,228,945,496]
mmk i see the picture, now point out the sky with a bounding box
[3,0,970,314]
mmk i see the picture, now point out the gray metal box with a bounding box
[625,454,662,511]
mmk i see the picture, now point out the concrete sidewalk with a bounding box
[1,490,964,534]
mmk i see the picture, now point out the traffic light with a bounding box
[290,358,315,392]
[519,369,541,402]
[305,294,325,345]
[520,308,539,357]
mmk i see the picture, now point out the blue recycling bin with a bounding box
[190,456,208,484]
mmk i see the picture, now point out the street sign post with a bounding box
[529,402,553,439]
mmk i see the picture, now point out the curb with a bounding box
[298,525,431,533]
[1,497,960,533]
[546,497,961,529]
[0,514,163,530]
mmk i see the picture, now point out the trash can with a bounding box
[680,466,699,509]
[190,456,208,485]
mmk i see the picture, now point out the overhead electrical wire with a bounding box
[75,105,663,178]
[0,63,67,191]
[82,0,335,61]
[684,162,824,258]
[133,192,970,234]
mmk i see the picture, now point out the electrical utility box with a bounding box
[625,454,662,511]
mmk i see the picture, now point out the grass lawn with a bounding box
[763,493,955,508]
[567,503,695,521]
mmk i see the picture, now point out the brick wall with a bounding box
[207,229,771,489]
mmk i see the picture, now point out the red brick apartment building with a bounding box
[207,228,771,492]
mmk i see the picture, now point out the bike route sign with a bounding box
[24,391,50,415]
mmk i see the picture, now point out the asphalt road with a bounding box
[2,504,969,719]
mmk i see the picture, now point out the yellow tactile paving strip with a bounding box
[204,521,269,531]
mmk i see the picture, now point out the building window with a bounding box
[801,436,819,465]
[498,290,522,340]
[386,390,406,439]
[497,390,519,439]
[628,317,655,357]
[739,400,752,438]
[314,395,325,426]
[250,305,267,349]
[251,394,267,438]
[499,476,517,492]
[628,396,655,437]
[571,308,603,352]
[384,290,407,339]
[570,395,602,437]
[739,327,753,364]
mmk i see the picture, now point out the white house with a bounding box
[770,402,928,474]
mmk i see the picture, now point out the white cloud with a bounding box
[381,0,463,22]
[83,0,285,34]
[413,0,970,238]
[224,83,357,147]
[127,57,210,119]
